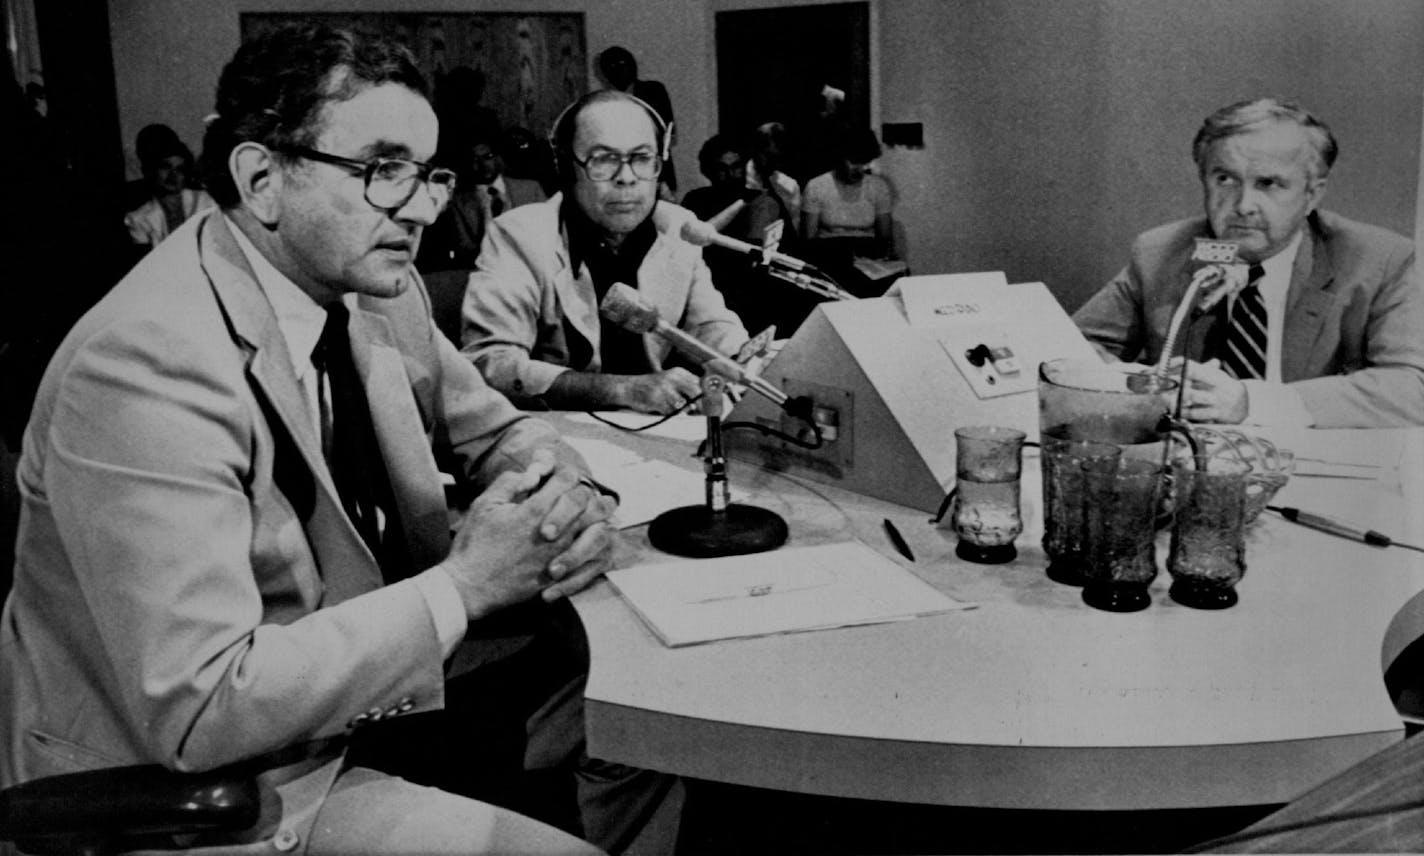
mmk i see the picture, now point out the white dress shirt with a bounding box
[225,216,467,655]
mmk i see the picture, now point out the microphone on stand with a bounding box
[600,283,808,557]
[680,218,856,301]
[1155,239,1248,376]
[706,198,747,232]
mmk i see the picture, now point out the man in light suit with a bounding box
[1073,98,1424,428]
[461,89,747,414]
[0,23,680,854]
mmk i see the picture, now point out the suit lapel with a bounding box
[346,306,452,570]
[553,217,603,356]
[1280,224,1335,382]
[197,214,384,603]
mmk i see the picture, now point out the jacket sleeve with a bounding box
[1071,260,1149,364]
[1290,248,1424,427]
[460,217,571,399]
[679,250,749,357]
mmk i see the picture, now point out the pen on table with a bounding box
[1268,505,1413,550]
[883,518,916,562]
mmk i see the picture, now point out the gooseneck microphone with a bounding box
[1155,239,1248,376]
[679,218,808,270]
[600,283,791,408]
[599,282,807,557]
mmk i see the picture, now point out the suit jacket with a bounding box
[0,210,583,846]
[460,194,748,405]
[1072,211,1424,427]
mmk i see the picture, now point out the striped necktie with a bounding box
[1223,264,1267,380]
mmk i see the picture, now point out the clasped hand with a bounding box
[1163,357,1249,424]
[440,449,618,619]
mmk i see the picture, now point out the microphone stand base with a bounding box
[648,504,789,558]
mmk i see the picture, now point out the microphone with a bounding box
[599,283,791,408]
[679,218,809,272]
[706,198,747,232]
[601,282,800,558]
[1155,239,1247,376]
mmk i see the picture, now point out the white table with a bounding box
[566,417,1424,810]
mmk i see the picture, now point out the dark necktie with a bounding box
[487,186,504,217]
[313,305,407,581]
[1222,264,1267,380]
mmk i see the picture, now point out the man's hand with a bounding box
[439,451,617,619]
[615,368,701,414]
[1168,358,1249,424]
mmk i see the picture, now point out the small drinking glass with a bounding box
[952,426,1026,564]
[1040,437,1122,586]
[1080,457,1164,612]
[1168,458,1249,609]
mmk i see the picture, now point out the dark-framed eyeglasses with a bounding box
[573,148,663,182]
[275,146,457,210]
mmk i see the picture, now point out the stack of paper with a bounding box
[606,541,972,647]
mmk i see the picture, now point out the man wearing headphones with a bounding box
[460,90,748,413]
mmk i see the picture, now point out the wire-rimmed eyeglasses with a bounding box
[573,147,663,182]
[276,146,457,210]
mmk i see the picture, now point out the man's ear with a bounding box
[1306,175,1328,215]
[229,142,283,226]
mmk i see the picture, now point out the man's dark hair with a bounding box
[1191,97,1338,181]
[199,22,429,207]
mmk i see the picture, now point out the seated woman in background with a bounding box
[801,127,900,295]
[123,123,215,253]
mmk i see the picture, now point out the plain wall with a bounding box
[110,0,1423,312]
[878,0,1424,310]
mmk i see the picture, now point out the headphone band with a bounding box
[547,90,672,167]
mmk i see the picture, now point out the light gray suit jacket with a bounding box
[0,210,583,846]
[1072,211,1424,427]
[460,195,747,405]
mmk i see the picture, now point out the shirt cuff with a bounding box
[1242,380,1315,427]
[414,567,467,658]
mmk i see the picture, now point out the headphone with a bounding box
[547,89,673,186]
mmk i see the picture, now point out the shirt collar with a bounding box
[1254,228,1304,302]
[224,214,333,375]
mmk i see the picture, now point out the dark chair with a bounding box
[0,765,260,855]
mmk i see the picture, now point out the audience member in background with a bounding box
[1073,97,1424,428]
[433,66,501,162]
[122,123,215,253]
[418,133,548,273]
[788,82,850,185]
[802,127,898,295]
[681,132,748,222]
[1,23,683,854]
[503,125,560,195]
[462,89,747,414]
[684,131,821,336]
[596,46,678,200]
[746,121,802,229]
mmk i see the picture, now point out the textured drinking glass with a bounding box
[1040,437,1122,586]
[1080,457,1164,612]
[1168,459,1249,609]
[952,426,1026,564]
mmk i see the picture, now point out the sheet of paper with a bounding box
[606,541,973,647]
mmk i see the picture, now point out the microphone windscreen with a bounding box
[679,219,719,248]
[707,198,747,231]
[599,283,661,334]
